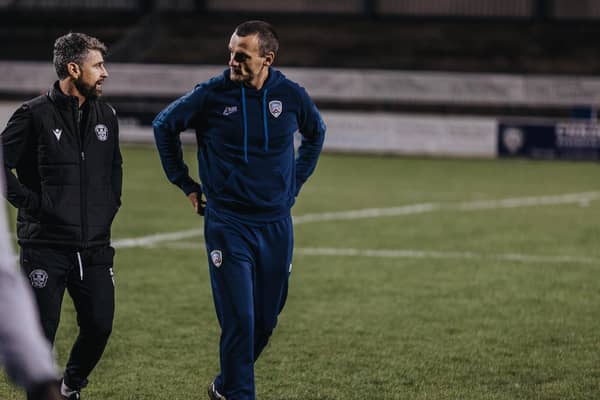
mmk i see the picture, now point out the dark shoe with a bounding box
[207,381,226,400]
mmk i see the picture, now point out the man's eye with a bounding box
[233,53,248,62]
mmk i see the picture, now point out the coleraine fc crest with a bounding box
[269,100,282,118]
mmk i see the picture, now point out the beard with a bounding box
[74,75,102,100]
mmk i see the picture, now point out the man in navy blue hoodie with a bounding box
[153,20,325,400]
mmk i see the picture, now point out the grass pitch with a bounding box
[1,145,599,399]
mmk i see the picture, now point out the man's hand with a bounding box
[187,192,206,216]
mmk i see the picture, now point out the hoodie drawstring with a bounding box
[240,85,270,162]
[241,85,249,163]
[262,89,269,152]
[76,251,83,281]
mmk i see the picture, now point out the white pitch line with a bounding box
[294,191,600,224]
[112,191,600,249]
[159,243,598,265]
[112,228,203,249]
[294,247,598,265]
[292,203,439,224]
[456,191,600,211]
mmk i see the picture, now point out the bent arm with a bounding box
[152,86,208,196]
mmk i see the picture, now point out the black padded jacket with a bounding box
[1,81,122,249]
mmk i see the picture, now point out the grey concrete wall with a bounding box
[2,62,600,108]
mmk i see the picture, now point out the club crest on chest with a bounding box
[95,124,108,141]
[269,100,282,118]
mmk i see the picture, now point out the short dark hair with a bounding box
[234,20,279,56]
[53,33,107,79]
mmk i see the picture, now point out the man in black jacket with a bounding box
[1,33,122,400]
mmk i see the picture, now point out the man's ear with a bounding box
[264,51,275,67]
[67,62,80,79]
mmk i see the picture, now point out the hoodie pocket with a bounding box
[216,167,289,208]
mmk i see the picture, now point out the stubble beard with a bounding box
[74,76,102,100]
[231,64,267,87]
[231,67,253,84]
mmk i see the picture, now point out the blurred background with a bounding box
[1,0,600,160]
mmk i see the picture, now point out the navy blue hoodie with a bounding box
[153,68,325,222]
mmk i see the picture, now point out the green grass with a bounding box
[2,145,599,399]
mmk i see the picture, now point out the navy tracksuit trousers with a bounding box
[204,207,293,400]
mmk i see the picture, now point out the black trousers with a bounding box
[20,245,115,394]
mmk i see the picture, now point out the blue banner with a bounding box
[498,120,600,160]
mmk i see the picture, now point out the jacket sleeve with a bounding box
[295,87,326,196]
[1,104,40,211]
[152,85,207,196]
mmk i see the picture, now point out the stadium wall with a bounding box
[1,62,598,160]
[2,62,600,107]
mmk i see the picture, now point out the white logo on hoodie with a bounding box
[223,106,238,116]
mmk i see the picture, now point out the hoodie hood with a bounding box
[222,67,286,91]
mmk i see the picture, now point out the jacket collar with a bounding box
[48,80,85,109]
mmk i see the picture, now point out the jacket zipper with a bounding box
[75,101,88,247]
